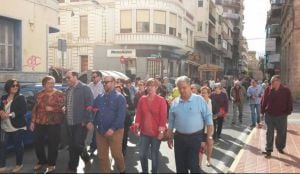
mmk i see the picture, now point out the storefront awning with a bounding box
[198,64,222,72]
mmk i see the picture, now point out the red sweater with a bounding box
[135,95,167,137]
[261,85,293,116]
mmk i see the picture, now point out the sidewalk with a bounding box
[229,123,300,173]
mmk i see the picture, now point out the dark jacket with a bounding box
[261,85,293,116]
[0,94,27,128]
[65,82,94,125]
[211,92,229,115]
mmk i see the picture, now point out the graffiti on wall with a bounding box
[24,55,42,71]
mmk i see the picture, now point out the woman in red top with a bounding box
[134,78,167,173]
[30,76,65,173]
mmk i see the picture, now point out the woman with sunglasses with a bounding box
[30,76,65,173]
[0,79,27,173]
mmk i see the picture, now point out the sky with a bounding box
[243,0,270,57]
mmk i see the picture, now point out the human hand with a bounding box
[167,139,173,149]
[30,122,35,131]
[86,122,94,131]
[105,129,114,137]
[157,131,164,140]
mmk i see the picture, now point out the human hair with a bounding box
[42,76,55,86]
[91,70,102,78]
[214,82,222,89]
[175,76,191,86]
[271,75,281,81]
[200,86,211,94]
[4,79,20,95]
[67,71,79,78]
[146,78,158,87]
[105,75,116,82]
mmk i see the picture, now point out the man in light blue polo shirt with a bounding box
[167,76,213,173]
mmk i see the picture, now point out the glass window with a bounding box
[198,0,203,7]
[80,15,88,37]
[169,13,177,36]
[0,17,20,70]
[178,16,182,38]
[197,21,202,31]
[137,10,150,33]
[153,10,166,34]
[120,10,132,33]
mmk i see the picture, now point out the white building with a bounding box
[0,0,58,82]
[49,0,195,79]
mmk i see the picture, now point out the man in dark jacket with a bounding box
[64,71,94,172]
[261,75,293,158]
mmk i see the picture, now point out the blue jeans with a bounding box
[174,131,203,173]
[250,104,261,126]
[0,129,25,167]
[139,135,161,173]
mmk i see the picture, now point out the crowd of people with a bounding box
[0,70,294,173]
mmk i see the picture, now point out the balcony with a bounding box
[222,0,241,9]
[114,33,185,49]
[208,35,215,45]
[209,13,216,24]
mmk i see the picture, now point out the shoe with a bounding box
[231,122,235,125]
[206,161,211,167]
[262,151,271,158]
[239,120,242,123]
[84,160,92,170]
[44,166,56,173]
[33,163,44,170]
[278,149,285,154]
[12,165,23,173]
[0,167,8,173]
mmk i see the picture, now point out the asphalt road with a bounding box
[4,101,300,173]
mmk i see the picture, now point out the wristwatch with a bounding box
[208,136,213,140]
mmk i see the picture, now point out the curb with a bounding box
[227,127,257,173]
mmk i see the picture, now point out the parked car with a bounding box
[0,83,67,149]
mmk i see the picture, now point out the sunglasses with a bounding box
[12,84,19,88]
[102,81,112,85]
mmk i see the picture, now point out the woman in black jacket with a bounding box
[0,79,27,173]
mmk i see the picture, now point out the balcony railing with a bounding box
[222,0,241,8]
[208,35,215,45]
[270,24,281,36]
[209,13,216,24]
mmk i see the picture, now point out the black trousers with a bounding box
[213,117,224,140]
[67,124,88,171]
[34,124,61,166]
[265,114,287,152]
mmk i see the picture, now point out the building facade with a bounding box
[49,0,195,80]
[0,0,58,82]
[280,0,300,100]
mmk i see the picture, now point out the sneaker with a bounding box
[44,166,56,173]
[12,165,23,173]
[231,122,235,125]
[33,163,44,170]
[0,167,8,173]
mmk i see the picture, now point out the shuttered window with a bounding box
[153,10,166,34]
[136,10,150,32]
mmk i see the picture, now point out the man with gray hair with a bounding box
[230,80,246,124]
[167,76,213,173]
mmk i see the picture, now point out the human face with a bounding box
[251,80,257,87]
[91,73,101,84]
[146,83,157,95]
[271,77,281,90]
[44,79,55,92]
[191,85,197,94]
[137,82,145,91]
[102,76,114,92]
[201,89,209,99]
[215,87,222,94]
[65,71,77,87]
[9,82,19,95]
[177,81,191,100]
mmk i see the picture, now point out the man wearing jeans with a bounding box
[261,75,293,158]
[247,79,264,128]
[93,75,126,173]
[167,76,213,173]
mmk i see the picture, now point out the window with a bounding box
[178,16,182,38]
[0,17,21,70]
[120,10,132,33]
[198,0,203,7]
[197,21,202,31]
[136,10,150,33]
[153,11,166,34]
[58,0,65,3]
[80,15,88,37]
[169,13,177,36]
[147,59,162,78]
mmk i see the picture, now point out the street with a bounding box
[4,101,300,173]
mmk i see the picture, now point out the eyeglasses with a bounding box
[12,84,19,88]
[102,81,112,85]
[91,76,98,79]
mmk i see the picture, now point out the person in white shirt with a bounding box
[87,70,104,155]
